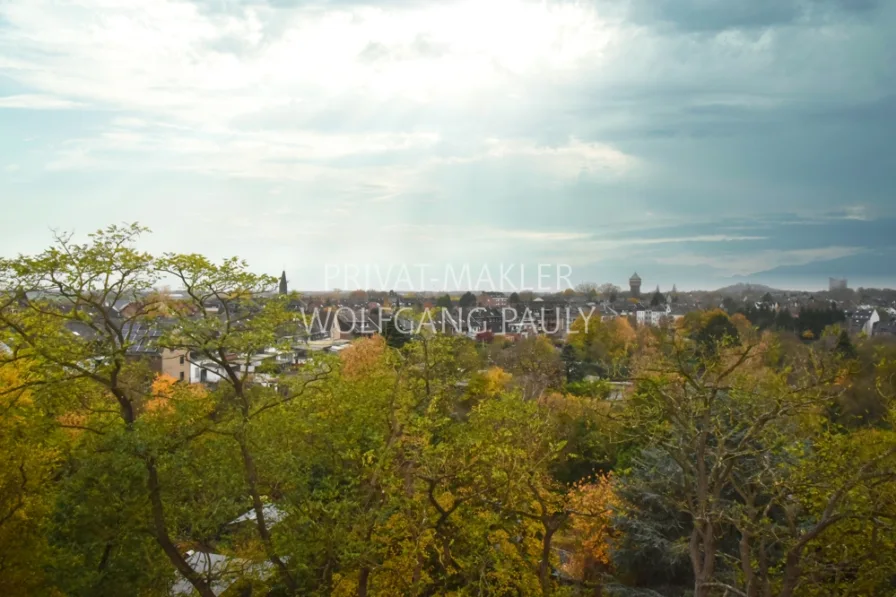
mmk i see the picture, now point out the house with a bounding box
[636,304,672,327]
[608,381,633,401]
[171,550,273,596]
[582,377,634,400]
[874,321,896,337]
[171,552,241,596]
[849,309,880,336]
[190,349,298,386]
[227,504,286,527]
[171,504,284,595]
[636,310,665,327]
[121,322,191,382]
[331,308,386,339]
[478,292,508,308]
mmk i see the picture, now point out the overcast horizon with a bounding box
[2,0,895,291]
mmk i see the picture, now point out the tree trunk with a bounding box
[146,459,217,597]
[357,566,370,597]
[237,434,297,594]
[691,523,716,597]
[539,524,558,596]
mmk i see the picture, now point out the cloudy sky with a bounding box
[1,0,894,291]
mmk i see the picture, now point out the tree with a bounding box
[0,358,58,594]
[598,283,620,303]
[682,310,741,355]
[6,222,894,597]
[509,292,521,305]
[466,366,512,400]
[559,474,618,589]
[561,343,584,383]
[436,294,452,309]
[650,289,665,308]
[382,317,411,349]
[619,328,896,597]
[568,314,638,378]
[576,282,599,300]
[836,329,857,359]
[0,224,219,597]
[722,296,738,313]
[158,253,331,594]
[491,336,563,400]
[458,291,476,309]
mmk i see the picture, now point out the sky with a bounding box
[1,0,894,292]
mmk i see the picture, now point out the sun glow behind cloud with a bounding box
[0,0,614,114]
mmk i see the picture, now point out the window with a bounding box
[180,371,185,381]
[179,355,185,365]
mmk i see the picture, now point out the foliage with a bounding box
[1,225,893,597]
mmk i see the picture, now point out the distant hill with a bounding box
[730,248,896,290]
[713,282,782,296]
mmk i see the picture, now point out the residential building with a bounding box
[849,309,880,336]
[478,292,508,308]
[122,322,190,382]
[636,309,667,327]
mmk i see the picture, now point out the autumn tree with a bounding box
[0,224,219,597]
[158,252,330,594]
[618,316,896,597]
[0,358,58,594]
[458,291,477,308]
[559,474,618,591]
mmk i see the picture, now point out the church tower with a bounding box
[279,271,288,295]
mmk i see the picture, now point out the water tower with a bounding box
[629,272,642,298]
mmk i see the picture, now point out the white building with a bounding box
[189,349,299,386]
[850,309,880,336]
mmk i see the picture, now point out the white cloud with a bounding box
[0,0,628,185]
[0,0,613,115]
[478,228,592,242]
[839,205,869,221]
[655,246,866,275]
[0,94,83,109]
[0,0,893,285]
[482,137,637,177]
[551,235,768,266]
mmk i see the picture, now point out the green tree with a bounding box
[0,224,218,596]
[836,329,857,359]
[619,328,896,597]
[561,343,584,383]
[458,291,476,309]
[0,358,59,594]
[158,253,331,594]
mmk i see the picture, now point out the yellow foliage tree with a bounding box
[0,359,58,594]
[561,473,618,586]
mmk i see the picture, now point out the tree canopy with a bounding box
[0,225,893,597]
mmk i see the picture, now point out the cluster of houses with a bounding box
[42,273,896,391]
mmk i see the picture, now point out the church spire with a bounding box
[279,270,288,295]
